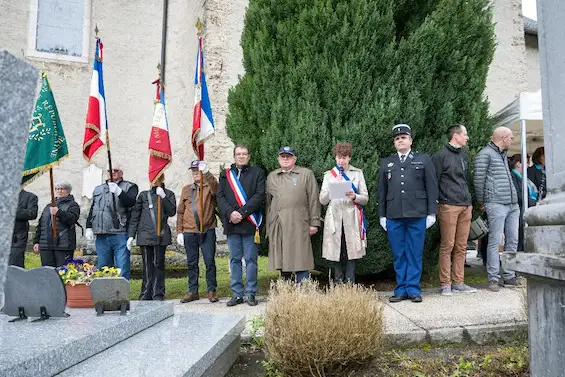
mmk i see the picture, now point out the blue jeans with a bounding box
[387,217,426,296]
[184,229,217,293]
[227,234,258,297]
[96,234,130,280]
[281,270,310,284]
[485,203,519,282]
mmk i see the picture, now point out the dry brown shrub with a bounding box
[264,279,385,377]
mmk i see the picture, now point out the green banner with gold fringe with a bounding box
[22,72,68,186]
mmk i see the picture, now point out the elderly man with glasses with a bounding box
[86,163,139,279]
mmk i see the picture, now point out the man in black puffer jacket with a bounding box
[10,189,38,268]
[33,181,80,267]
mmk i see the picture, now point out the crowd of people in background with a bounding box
[9,124,546,306]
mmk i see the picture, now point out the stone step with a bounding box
[0,301,174,377]
[55,312,245,377]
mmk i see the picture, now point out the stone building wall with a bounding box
[1,0,532,244]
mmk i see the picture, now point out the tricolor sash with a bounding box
[225,168,263,243]
[330,166,367,240]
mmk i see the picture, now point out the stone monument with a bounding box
[501,1,565,376]
[0,51,39,308]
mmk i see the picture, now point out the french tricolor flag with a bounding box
[148,80,172,184]
[83,38,107,162]
[191,36,215,160]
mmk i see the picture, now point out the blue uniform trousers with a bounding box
[386,217,426,296]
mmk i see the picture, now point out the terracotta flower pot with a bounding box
[65,283,94,308]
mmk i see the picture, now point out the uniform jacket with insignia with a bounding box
[377,151,438,219]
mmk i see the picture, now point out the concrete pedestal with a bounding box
[502,252,565,376]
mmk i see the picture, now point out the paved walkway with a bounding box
[172,284,527,346]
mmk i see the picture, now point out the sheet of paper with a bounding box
[329,181,352,200]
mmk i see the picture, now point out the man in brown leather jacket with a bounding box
[177,160,219,303]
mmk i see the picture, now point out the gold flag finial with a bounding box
[195,18,204,35]
[157,63,162,75]
[94,24,99,37]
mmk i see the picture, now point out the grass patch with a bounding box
[25,252,279,300]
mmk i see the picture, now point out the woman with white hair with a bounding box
[33,181,80,267]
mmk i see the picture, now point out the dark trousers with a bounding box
[139,245,166,300]
[184,229,217,293]
[9,247,26,268]
[334,226,355,283]
[386,217,426,296]
[40,248,73,267]
[517,218,525,252]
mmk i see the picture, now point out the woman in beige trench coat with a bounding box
[319,143,368,283]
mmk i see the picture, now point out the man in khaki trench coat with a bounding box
[266,146,322,283]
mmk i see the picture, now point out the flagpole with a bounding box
[94,25,120,229]
[49,168,57,237]
[196,19,205,235]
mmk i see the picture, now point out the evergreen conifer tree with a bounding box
[227,0,496,275]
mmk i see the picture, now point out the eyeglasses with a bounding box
[107,169,121,173]
[55,188,68,191]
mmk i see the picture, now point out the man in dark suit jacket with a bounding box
[10,189,39,268]
[377,124,438,303]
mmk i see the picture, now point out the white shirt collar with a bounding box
[397,150,411,159]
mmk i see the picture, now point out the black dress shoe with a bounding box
[247,295,258,306]
[226,295,244,307]
[389,294,408,303]
[410,294,423,303]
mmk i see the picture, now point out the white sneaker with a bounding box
[440,286,453,296]
[452,283,478,293]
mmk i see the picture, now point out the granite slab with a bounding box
[2,266,67,318]
[0,51,39,307]
[0,301,173,377]
[56,312,245,377]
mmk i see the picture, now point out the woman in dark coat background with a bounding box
[33,181,80,267]
[128,174,176,301]
[527,147,546,200]
[509,154,538,252]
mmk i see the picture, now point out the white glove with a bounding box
[85,228,95,241]
[177,233,184,247]
[126,237,134,250]
[198,161,209,173]
[108,182,122,195]
[426,215,436,229]
[380,217,387,232]
[156,186,166,199]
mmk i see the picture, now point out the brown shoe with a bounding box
[208,292,219,303]
[180,293,199,303]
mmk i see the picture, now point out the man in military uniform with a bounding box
[377,124,438,303]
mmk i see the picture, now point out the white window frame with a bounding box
[26,0,91,64]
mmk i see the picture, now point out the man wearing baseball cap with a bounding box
[177,160,220,303]
[266,146,321,283]
[377,124,438,303]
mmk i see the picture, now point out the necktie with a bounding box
[400,155,406,163]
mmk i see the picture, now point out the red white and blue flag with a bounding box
[330,166,367,241]
[148,79,172,184]
[191,36,215,160]
[83,37,107,162]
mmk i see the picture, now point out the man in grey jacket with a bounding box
[473,127,519,291]
[86,163,139,280]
